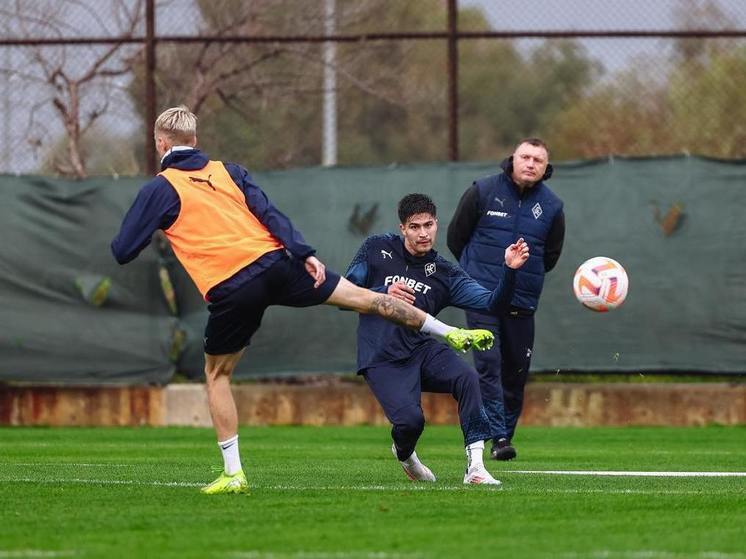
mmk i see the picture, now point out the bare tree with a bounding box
[0,0,145,178]
[149,0,411,116]
[672,0,732,64]
[135,0,436,169]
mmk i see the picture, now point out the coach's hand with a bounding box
[387,282,416,305]
[505,237,529,269]
[305,256,326,288]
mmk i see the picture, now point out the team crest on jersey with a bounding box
[532,203,543,219]
[424,262,436,277]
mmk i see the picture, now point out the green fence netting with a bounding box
[1,156,745,384]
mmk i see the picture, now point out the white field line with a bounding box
[262,485,742,495]
[0,552,77,558]
[505,470,746,477]
[216,551,746,559]
[559,552,746,559]
[1,477,202,488]
[227,553,427,559]
[0,478,451,491]
[6,463,133,467]
[5,463,745,478]
[0,478,744,494]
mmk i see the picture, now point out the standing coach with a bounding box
[447,138,565,461]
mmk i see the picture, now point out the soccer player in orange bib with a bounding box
[112,105,494,494]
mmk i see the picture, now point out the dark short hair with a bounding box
[515,137,549,156]
[398,193,437,224]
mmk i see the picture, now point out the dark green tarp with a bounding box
[1,156,745,384]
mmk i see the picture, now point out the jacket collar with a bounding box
[160,148,210,172]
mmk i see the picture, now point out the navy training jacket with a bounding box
[345,233,516,371]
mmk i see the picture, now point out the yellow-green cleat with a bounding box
[444,328,494,353]
[200,470,249,495]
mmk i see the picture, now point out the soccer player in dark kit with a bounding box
[345,194,529,486]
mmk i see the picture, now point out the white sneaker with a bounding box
[392,443,436,482]
[463,466,502,487]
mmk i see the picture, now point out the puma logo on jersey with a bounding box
[189,174,215,190]
[494,196,505,207]
[384,275,432,294]
[381,250,393,259]
[487,210,508,217]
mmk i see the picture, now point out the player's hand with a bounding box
[304,256,326,288]
[387,282,416,305]
[505,237,529,269]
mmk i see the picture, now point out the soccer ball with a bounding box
[572,257,629,312]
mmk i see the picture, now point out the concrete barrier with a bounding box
[0,386,164,426]
[1,382,744,427]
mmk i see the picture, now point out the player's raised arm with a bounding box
[111,177,180,264]
[448,238,529,314]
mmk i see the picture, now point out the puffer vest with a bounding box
[459,172,562,311]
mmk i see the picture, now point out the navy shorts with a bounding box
[204,255,341,355]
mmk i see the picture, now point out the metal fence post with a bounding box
[145,0,156,175]
[447,0,459,162]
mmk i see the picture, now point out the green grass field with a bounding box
[1,425,745,559]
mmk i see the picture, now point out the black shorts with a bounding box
[203,255,341,355]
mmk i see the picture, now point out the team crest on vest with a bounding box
[532,203,543,219]
[424,262,436,277]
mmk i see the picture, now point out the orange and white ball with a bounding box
[572,257,629,312]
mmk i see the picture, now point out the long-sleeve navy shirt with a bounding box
[111,149,315,301]
[345,233,516,371]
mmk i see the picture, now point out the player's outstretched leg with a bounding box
[392,443,436,482]
[325,278,494,353]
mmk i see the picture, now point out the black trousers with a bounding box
[363,342,491,461]
[465,310,535,442]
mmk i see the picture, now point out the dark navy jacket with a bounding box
[345,233,516,371]
[111,148,315,301]
[447,158,564,312]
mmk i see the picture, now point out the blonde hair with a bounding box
[154,105,197,144]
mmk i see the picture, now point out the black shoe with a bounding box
[490,438,517,461]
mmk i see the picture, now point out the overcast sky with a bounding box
[461,0,746,72]
[461,0,745,30]
[3,0,745,173]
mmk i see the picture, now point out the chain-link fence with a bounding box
[1,0,745,177]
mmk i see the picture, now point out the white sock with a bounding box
[420,313,456,338]
[466,440,485,470]
[218,434,242,475]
